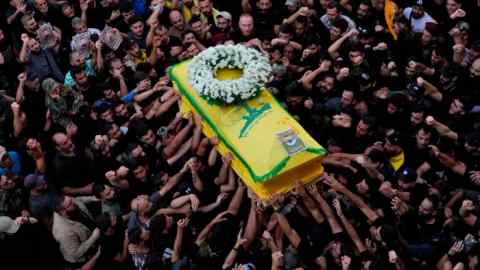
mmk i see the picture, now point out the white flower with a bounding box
[188,44,272,105]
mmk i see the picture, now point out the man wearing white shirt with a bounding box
[403,0,436,33]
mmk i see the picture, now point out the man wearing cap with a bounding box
[24,173,57,225]
[211,11,233,45]
[0,145,21,176]
[403,0,436,33]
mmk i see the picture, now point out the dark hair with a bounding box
[326,1,340,10]
[279,23,294,35]
[93,183,106,199]
[71,66,84,77]
[128,16,143,26]
[54,195,66,212]
[190,15,202,25]
[332,18,348,34]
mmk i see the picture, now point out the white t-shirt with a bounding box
[403,7,436,33]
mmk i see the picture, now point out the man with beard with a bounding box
[24,173,57,226]
[33,0,61,26]
[404,125,436,170]
[64,50,99,88]
[402,0,437,33]
[93,183,124,217]
[52,195,101,267]
[168,9,190,39]
[51,132,95,196]
[19,34,64,82]
[397,195,444,265]
[71,68,101,104]
[241,0,281,37]
[211,11,233,45]
[0,173,29,217]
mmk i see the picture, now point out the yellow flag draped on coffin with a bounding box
[168,61,326,199]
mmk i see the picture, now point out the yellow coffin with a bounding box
[168,61,326,199]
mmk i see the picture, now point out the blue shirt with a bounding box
[64,59,95,87]
[0,151,21,176]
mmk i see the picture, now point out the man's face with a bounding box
[217,17,230,31]
[387,103,397,114]
[131,195,152,213]
[62,5,75,18]
[133,165,147,181]
[470,59,480,78]
[418,198,434,217]
[101,185,116,200]
[0,154,12,169]
[170,12,185,30]
[73,23,87,34]
[412,6,424,19]
[122,10,135,22]
[410,112,424,125]
[356,179,370,194]
[130,21,145,36]
[357,3,369,18]
[108,124,122,139]
[28,39,41,53]
[319,76,335,92]
[34,0,48,13]
[446,0,460,15]
[349,51,364,65]
[421,30,433,45]
[356,120,370,137]
[326,7,339,21]
[416,129,431,149]
[0,175,15,190]
[183,32,196,45]
[341,91,354,107]
[74,72,88,86]
[449,99,464,115]
[199,0,212,14]
[141,129,156,145]
[431,50,442,66]
[101,109,114,122]
[154,27,169,45]
[384,139,400,155]
[71,53,85,67]
[110,59,125,76]
[294,21,306,35]
[257,0,272,13]
[55,134,75,154]
[191,21,204,35]
[131,145,145,158]
[239,16,254,36]
[114,104,128,117]
[63,196,77,213]
[330,27,342,41]
[24,18,39,33]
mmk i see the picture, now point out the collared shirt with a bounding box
[52,196,99,263]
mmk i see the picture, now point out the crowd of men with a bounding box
[0,0,480,269]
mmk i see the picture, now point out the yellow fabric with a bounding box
[168,61,326,199]
[384,0,398,40]
[389,151,405,172]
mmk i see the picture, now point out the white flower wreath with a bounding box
[188,44,272,104]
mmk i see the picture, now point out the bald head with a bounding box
[169,10,185,30]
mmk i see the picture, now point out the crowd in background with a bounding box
[1,0,480,269]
